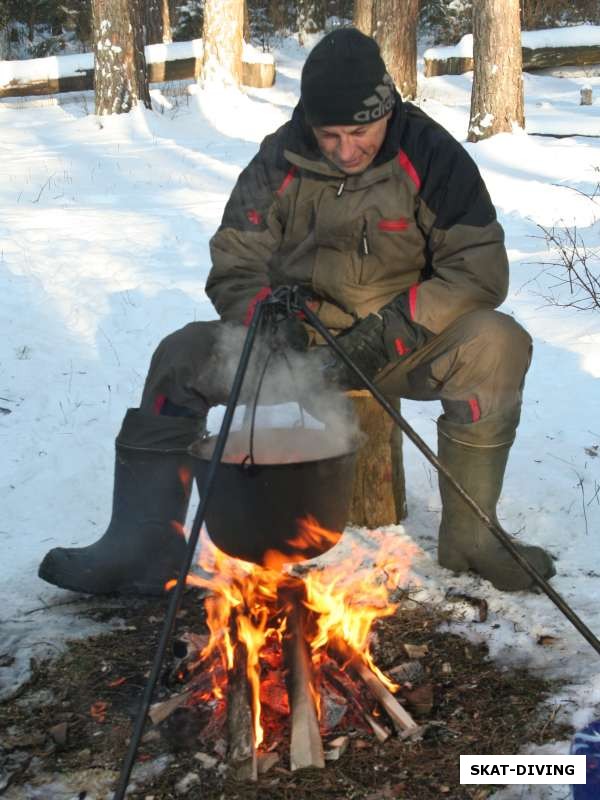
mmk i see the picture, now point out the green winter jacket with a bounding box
[206,94,508,343]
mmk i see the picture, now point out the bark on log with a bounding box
[347,390,406,528]
[227,640,257,781]
[522,45,600,70]
[425,45,600,78]
[424,56,474,78]
[280,581,325,771]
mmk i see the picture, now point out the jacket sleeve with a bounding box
[206,136,287,322]
[383,135,508,351]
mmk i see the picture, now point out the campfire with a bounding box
[153,521,421,780]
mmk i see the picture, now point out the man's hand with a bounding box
[305,296,434,389]
[307,313,388,390]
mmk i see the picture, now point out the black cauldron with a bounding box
[190,427,358,566]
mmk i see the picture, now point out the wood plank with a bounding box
[280,582,325,771]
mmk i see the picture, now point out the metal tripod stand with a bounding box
[113,285,600,799]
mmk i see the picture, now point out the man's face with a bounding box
[311,113,390,175]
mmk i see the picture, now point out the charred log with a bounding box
[227,639,257,781]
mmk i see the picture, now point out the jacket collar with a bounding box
[283,93,405,188]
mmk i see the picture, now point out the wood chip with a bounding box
[402,684,434,716]
[388,660,424,684]
[324,735,349,761]
[49,722,68,746]
[257,752,280,774]
[194,752,218,769]
[403,643,429,659]
[537,635,560,646]
[149,690,193,725]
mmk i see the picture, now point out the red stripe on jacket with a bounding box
[378,218,409,232]
[468,398,481,423]
[408,284,419,320]
[395,338,411,356]
[277,165,298,196]
[243,287,272,326]
[397,149,421,191]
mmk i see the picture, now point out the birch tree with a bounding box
[468,0,524,142]
[92,0,151,114]
[201,0,244,85]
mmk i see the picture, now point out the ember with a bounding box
[161,522,420,777]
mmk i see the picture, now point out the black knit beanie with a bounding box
[301,28,395,127]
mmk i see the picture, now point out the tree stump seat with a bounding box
[347,390,407,529]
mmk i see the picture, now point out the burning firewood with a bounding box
[227,639,257,781]
[322,661,391,743]
[280,580,325,771]
[331,639,420,737]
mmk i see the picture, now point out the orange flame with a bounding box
[166,520,417,745]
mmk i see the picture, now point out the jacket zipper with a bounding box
[336,180,345,197]
[362,223,370,255]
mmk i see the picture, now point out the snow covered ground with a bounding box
[1,35,600,798]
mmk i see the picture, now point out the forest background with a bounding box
[1,0,600,63]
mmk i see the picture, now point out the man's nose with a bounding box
[337,136,357,161]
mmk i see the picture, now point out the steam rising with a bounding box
[204,322,362,462]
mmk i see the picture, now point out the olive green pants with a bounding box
[141,310,531,444]
[140,308,531,443]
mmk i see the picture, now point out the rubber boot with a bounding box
[38,409,203,596]
[437,415,556,592]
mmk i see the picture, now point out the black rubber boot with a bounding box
[38,409,203,596]
[437,415,556,592]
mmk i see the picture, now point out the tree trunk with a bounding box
[201,0,244,86]
[468,0,524,142]
[353,0,374,35]
[0,25,10,60]
[92,0,151,114]
[269,0,287,34]
[167,0,178,39]
[145,0,172,43]
[145,0,164,44]
[372,0,419,100]
[244,0,250,41]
